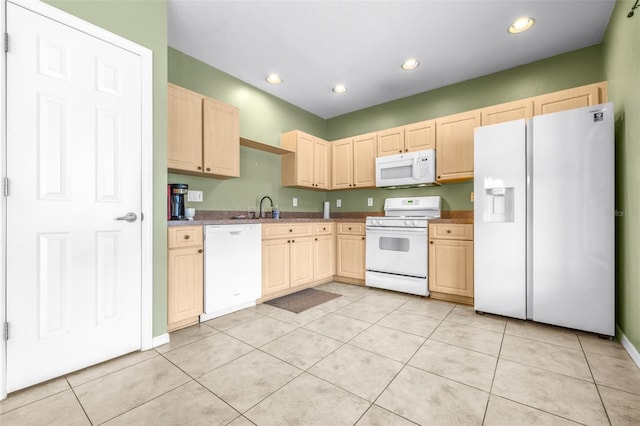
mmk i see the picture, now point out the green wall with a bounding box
[603,1,640,354]
[45,0,170,337]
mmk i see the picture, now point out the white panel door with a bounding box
[6,2,143,392]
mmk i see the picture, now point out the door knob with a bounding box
[116,212,138,223]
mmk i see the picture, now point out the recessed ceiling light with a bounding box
[266,73,282,84]
[401,58,420,70]
[508,17,535,34]
[332,84,347,94]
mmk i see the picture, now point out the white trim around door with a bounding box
[0,0,153,400]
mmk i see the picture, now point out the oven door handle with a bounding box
[366,226,427,236]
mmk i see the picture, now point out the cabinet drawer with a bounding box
[314,223,334,235]
[262,223,313,239]
[337,223,365,235]
[429,224,473,240]
[168,226,203,248]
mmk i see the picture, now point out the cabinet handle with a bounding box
[197,166,202,170]
[348,227,352,230]
[198,249,203,253]
[287,240,291,243]
[430,241,434,244]
[349,184,352,187]
[206,167,211,172]
[315,238,318,241]
[399,150,402,153]
[289,229,293,232]
[446,230,451,233]
[353,184,357,187]
[405,149,408,152]
[184,235,190,240]
[323,227,326,230]
[292,239,295,243]
[361,237,365,240]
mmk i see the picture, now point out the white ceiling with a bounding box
[168,0,615,119]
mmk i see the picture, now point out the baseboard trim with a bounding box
[617,324,640,369]
[152,333,170,348]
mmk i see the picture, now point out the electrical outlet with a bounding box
[367,197,373,207]
[187,190,203,202]
[292,197,298,207]
[336,199,341,208]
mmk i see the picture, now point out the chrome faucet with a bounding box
[259,196,274,218]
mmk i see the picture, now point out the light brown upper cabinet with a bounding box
[377,121,435,157]
[435,110,481,183]
[481,99,534,126]
[330,133,377,190]
[281,130,330,189]
[533,82,606,116]
[167,83,239,178]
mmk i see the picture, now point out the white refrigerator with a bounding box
[474,103,615,336]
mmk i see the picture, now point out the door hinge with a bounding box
[4,33,8,53]
[3,177,9,197]
[3,322,7,341]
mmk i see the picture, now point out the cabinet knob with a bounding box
[361,237,365,240]
[446,230,451,233]
[323,227,326,230]
[353,184,356,187]
[405,149,408,152]
[289,229,293,232]
[198,249,203,253]
[197,166,202,170]
[184,235,190,240]
[292,239,295,243]
[349,184,352,187]
[287,240,291,243]
[206,167,211,172]
[430,241,434,244]
[315,238,318,241]
[348,227,352,230]
[399,150,402,153]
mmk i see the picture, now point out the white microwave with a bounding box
[375,149,436,188]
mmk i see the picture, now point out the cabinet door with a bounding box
[405,119,435,152]
[167,246,203,329]
[290,237,314,287]
[331,138,353,189]
[428,239,473,297]
[533,84,600,116]
[353,133,377,188]
[314,234,335,281]
[262,239,290,295]
[336,235,365,279]
[167,84,202,173]
[481,99,533,126]
[436,110,480,182]
[203,97,239,178]
[314,138,330,189]
[377,126,404,157]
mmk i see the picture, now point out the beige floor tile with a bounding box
[103,380,239,426]
[378,310,440,337]
[586,351,640,395]
[155,322,218,354]
[430,321,503,356]
[317,282,371,299]
[308,344,403,401]
[409,339,497,391]
[265,306,329,327]
[245,373,370,426]
[359,292,409,309]
[227,416,256,426]
[0,377,69,414]
[303,312,372,342]
[356,405,416,426]
[396,298,455,321]
[505,319,581,350]
[0,389,89,426]
[484,395,580,425]
[316,294,360,312]
[579,333,631,360]
[199,350,301,413]
[74,356,190,425]
[500,334,592,381]
[598,385,640,425]
[205,309,264,331]
[350,324,425,363]
[163,333,253,377]
[335,301,396,323]
[66,349,159,387]
[492,359,608,425]
[260,328,342,369]
[225,316,297,347]
[249,302,282,315]
[376,366,488,425]
[444,305,507,333]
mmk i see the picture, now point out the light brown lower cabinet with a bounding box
[167,226,203,332]
[428,223,474,305]
[335,223,366,284]
[261,222,334,300]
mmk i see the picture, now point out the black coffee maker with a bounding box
[169,183,188,220]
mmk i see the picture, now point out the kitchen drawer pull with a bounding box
[289,229,293,232]
[430,241,434,244]
[184,235,191,240]
[446,230,451,233]
[198,249,203,254]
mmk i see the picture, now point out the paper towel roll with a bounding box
[323,201,330,219]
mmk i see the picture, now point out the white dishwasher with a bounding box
[200,224,262,321]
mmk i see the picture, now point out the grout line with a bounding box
[65,377,93,426]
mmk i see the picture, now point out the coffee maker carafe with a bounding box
[169,183,188,220]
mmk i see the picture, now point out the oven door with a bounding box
[365,226,428,277]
